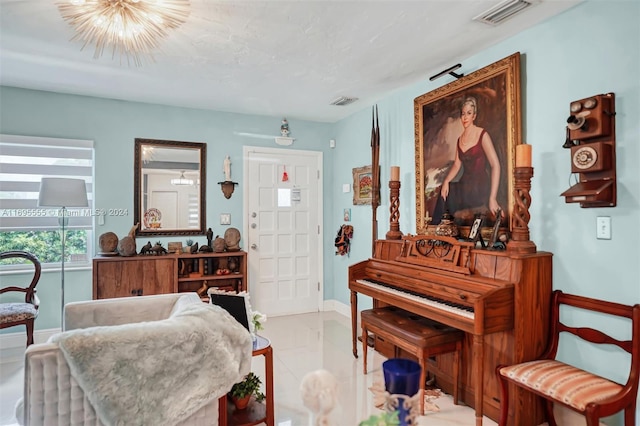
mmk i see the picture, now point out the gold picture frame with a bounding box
[352,165,373,205]
[414,52,521,235]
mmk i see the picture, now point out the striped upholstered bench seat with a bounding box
[498,359,623,412]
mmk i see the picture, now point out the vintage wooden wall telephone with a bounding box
[560,92,616,207]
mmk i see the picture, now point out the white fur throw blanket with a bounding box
[50,302,252,426]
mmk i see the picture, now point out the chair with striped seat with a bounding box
[0,251,42,346]
[497,290,640,426]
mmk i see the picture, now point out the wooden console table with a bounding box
[92,251,247,300]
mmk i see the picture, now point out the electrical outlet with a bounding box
[220,213,231,225]
[596,216,611,240]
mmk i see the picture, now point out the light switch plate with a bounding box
[220,213,231,225]
[342,184,350,193]
[596,216,611,240]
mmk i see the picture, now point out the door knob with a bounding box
[251,223,257,229]
[250,243,258,250]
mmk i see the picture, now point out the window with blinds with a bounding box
[0,134,94,268]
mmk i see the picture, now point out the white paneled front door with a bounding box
[243,146,323,317]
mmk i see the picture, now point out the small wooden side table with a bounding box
[224,335,274,426]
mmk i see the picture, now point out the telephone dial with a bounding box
[561,93,616,208]
[570,142,612,173]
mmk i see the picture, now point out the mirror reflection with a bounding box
[134,139,206,236]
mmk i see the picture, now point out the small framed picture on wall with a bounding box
[343,208,351,222]
[352,165,373,205]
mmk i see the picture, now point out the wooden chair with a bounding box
[497,290,640,426]
[0,251,42,346]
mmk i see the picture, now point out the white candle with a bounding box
[390,166,400,181]
[516,144,532,167]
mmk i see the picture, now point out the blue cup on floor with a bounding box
[382,358,421,425]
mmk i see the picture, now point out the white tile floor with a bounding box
[0,310,587,425]
[252,311,496,426]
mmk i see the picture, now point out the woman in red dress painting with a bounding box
[438,96,503,222]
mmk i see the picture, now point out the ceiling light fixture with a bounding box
[171,171,193,186]
[57,0,191,66]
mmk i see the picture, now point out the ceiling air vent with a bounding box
[473,0,538,26]
[330,96,358,106]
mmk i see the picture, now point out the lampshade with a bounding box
[171,171,193,186]
[38,178,89,208]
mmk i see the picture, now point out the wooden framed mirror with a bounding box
[134,138,206,236]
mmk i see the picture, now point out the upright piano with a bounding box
[349,235,552,426]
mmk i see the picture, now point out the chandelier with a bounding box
[57,0,191,65]
[171,171,193,186]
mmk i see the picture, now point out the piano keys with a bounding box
[349,236,552,426]
[355,279,475,320]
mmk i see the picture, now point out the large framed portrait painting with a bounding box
[414,53,522,235]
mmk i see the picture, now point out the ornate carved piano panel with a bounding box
[349,236,552,426]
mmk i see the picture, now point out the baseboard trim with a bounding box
[0,328,60,351]
[322,299,351,318]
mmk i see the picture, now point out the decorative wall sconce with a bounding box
[560,93,617,207]
[218,155,238,199]
[218,180,238,199]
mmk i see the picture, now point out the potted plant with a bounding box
[358,411,400,426]
[251,310,267,333]
[229,372,265,410]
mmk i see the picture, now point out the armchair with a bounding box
[20,293,253,426]
[0,251,41,346]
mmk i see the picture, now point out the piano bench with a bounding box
[361,307,464,412]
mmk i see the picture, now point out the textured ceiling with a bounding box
[0,0,581,122]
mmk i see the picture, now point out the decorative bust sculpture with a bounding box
[224,227,241,251]
[213,236,226,253]
[99,232,118,253]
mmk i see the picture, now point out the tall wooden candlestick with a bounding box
[508,167,537,254]
[386,180,403,240]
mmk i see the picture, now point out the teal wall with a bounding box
[0,89,334,329]
[330,1,639,424]
[1,1,638,423]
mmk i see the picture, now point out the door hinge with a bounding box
[318,225,320,234]
[317,170,320,179]
[317,282,320,291]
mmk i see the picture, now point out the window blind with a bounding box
[0,134,94,231]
